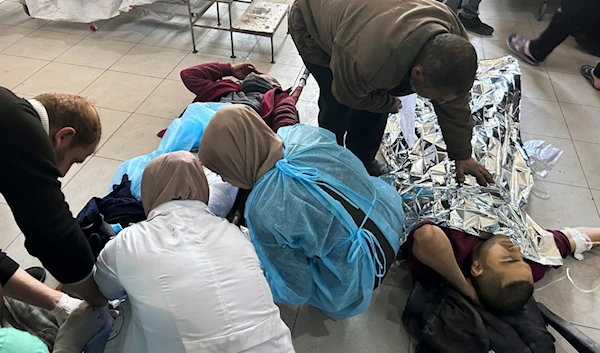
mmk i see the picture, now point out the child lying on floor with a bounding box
[408,221,598,314]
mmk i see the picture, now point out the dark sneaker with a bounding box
[459,15,494,36]
[365,160,392,177]
[26,266,47,283]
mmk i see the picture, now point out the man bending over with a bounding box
[408,221,597,313]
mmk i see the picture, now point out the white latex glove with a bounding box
[53,302,107,353]
[50,293,82,325]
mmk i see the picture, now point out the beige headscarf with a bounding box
[141,151,210,215]
[198,105,284,189]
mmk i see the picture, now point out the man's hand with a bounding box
[231,62,258,80]
[456,157,494,186]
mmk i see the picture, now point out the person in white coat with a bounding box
[93,151,295,353]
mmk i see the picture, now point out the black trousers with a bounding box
[595,63,600,78]
[529,0,600,61]
[305,63,388,164]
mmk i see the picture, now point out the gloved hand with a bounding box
[53,302,109,353]
[50,293,82,325]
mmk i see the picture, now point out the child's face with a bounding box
[480,235,534,286]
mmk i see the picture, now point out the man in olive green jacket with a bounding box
[289,0,493,184]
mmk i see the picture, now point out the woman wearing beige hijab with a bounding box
[93,151,295,353]
[199,105,405,320]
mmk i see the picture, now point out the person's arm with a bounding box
[2,267,62,310]
[0,105,103,306]
[432,93,493,185]
[411,224,479,303]
[93,238,126,300]
[180,62,235,101]
[264,91,299,132]
[330,49,401,114]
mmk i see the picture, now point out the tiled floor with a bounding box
[1,0,600,352]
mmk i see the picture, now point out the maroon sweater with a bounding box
[180,62,299,132]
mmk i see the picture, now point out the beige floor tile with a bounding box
[80,70,162,112]
[522,133,587,187]
[549,71,600,107]
[59,158,89,187]
[520,67,557,101]
[0,23,34,51]
[534,252,600,328]
[166,51,241,81]
[90,15,161,43]
[252,61,302,90]
[469,33,484,59]
[13,62,104,96]
[545,45,599,75]
[247,36,303,67]
[136,79,195,119]
[2,29,84,60]
[0,203,22,249]
[479,1,533,24]
[292,285,411,353]
[382,261,413,290]
[276,303,299,332]
[201,29,258,54]
[561,103,600,144]
[481,18,535,43]
[140,15,211,51]
[524,181,599,230]
[96,107,131,148]
[297,74,319,103]
[96,113,168,161]
[41,20,105,36]
[592,189,600,210]
[482,39,547,72]
[520,98,569,139]
[574,141,600,190]
[0,1,19,17]
[0,53,47,89]
[550,325,600,353]
[55,37,136,70]
[0,7,48,28]
[295,99,318,126]
[109,44,188,78]
[530,16,550,38]
[61,156,124,215]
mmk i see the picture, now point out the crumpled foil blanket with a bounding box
[381,56,562,265]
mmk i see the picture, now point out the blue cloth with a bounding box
[245,124,406,320]
[111,102,229,200]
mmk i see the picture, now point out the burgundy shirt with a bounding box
[407,221,571,284]
[180,62,299,132]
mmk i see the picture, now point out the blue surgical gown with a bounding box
[245,124,406,320]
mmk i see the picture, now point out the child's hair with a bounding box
[472,269,534,314]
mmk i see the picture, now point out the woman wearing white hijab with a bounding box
[93,151,295,353]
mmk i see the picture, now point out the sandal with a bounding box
[580,65,600,91]
[507,34,539,66]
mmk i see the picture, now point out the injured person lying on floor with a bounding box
[406,222,598,314]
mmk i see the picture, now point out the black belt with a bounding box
[319,186,396,289]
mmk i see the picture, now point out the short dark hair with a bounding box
[471,237,534,314]
[415,33,478,94]
[473,272,534,314]
[35,93,101,147]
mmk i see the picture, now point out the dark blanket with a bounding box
[403,282,555,353]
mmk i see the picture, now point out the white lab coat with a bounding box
[94,200,295,353]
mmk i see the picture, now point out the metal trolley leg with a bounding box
[187,0,198,53]
[229,2,236,58]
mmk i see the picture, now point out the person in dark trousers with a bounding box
[179,61,300,132]
[444,0,495,36]
[0,87,107,308]
[580,62,600,92]
[288,0,493,184]
[507,0,600,66]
